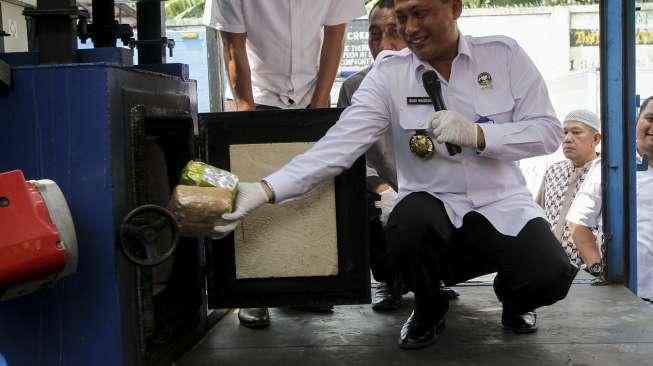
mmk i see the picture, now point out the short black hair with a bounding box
[639,96,653,118]
[370,0,395,18]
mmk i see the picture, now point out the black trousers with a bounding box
[385,192,578,325]
[367,191,395,284]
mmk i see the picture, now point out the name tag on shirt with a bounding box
[406,97,432,105]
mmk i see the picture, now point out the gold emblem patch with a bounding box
[477,72,493,90]
[409,130,434,159]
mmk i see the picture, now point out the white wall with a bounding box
[458,6,571,82]
[459,4,653,195]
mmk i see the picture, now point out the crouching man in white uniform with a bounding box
[215,0,577,350]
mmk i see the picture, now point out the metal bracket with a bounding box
[23,7,89,19]
[77,17,134,47]
[128,37,175,58]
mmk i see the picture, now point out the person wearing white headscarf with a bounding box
[536,109,602,273]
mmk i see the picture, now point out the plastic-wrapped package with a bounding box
[168,185,233,237]
[179,161,238,196]
[169,161,239,238]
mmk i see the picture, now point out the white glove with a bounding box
[375,188,397,226]
[429,110,478,148]
[213,182,270,234]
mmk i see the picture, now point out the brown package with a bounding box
[168,185,234,238]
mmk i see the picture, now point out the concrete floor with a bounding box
[180,281,653,366]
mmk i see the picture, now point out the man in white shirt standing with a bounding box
[215,0,577,349]
[204,0,365,111]
[203,0,366,328]
[567,96,653,302]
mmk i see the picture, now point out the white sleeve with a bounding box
[324,0,366,26]
[566,162,602,227]
[265,66,392,202]
[203,0,246,33]
[478,44,563,161]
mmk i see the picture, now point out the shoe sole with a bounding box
[398,320,446,350]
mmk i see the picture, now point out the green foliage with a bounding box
[165,0,205,19]
[161,0,604,20]
[541,0,599,4]
[366,0,601,9]
[463,0,598,6]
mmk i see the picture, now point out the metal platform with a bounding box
[180,279,653,366]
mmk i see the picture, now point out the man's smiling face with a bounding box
[394,0,461,66]
[637,100,653,156]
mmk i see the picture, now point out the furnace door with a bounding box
[200,108,370,308]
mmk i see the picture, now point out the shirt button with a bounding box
[288,98,295,105]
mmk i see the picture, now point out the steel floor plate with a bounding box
[180,282,653,366]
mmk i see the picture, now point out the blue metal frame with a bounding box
[600,0,637,292]
[0,62,124,366]
[0,50,200,365]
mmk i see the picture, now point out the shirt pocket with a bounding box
[397,105,433,131]
[473,88,515,124]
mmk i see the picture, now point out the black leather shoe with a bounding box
[238,308,270,328]
[502,310,537,334]
[398,311,445,350]
[439,285,460,300]
[372,282,402,311]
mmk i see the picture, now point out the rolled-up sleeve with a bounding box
[566,163,602,227]
[203,0,245,33]
[265,67,391,202]
[479,44,562,161]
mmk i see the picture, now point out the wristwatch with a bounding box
[587,262,604,277]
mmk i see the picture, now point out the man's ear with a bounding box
[452,0,463,19]
[594,133,602,146]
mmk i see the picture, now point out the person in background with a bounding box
[203,0,366,328]
[204,0,365,111]
[337,0,458,312]
[567,96,653,301]
[536,110,602,275]
[215,0,577,350]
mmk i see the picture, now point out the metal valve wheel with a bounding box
[120,204,179,266]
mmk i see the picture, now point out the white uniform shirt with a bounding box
[204,0,365,109]
[567,154,653,299]
[566,159,602,235]
[637,157,653,299]
[265,34,562,237]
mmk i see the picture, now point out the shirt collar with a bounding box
[579,154,600,169]
[635,149,653,172]
[458,34,473,59]
[411,32,472,82]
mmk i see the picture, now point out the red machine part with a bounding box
[0,170,66,289]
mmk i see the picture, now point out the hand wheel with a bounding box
[120,204,179,266]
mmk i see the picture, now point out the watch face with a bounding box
[588,262,603,276]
